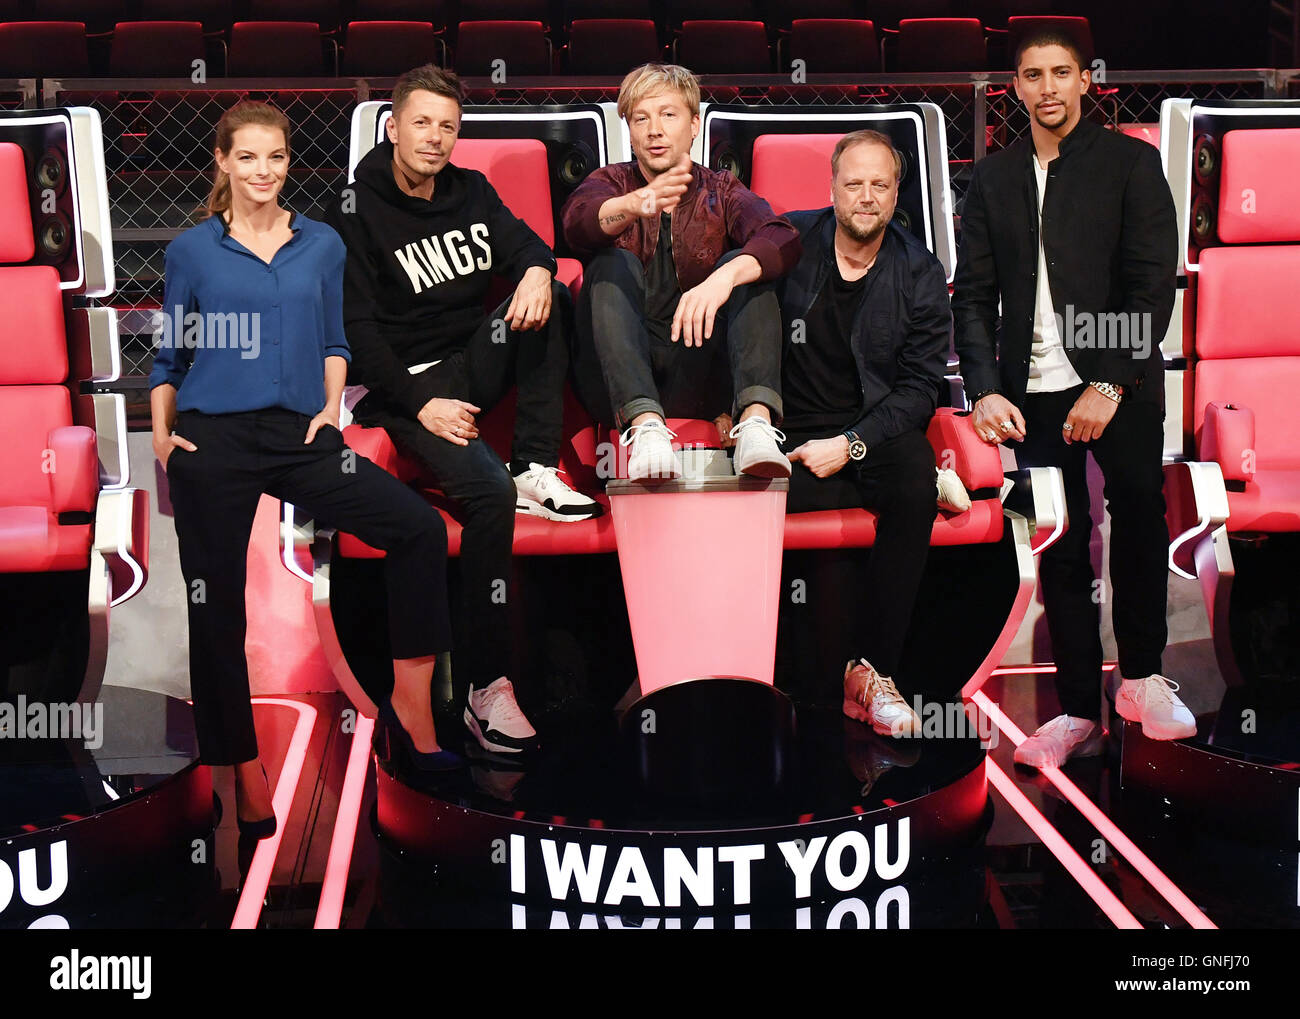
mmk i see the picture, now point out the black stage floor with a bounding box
[3,669,1296,930]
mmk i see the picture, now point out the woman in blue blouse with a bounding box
[150,102,459,840]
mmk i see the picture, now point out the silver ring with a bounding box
[1062,423,1073,431]
[999,420,1012,431]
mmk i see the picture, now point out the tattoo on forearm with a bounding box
[600,212,628,227]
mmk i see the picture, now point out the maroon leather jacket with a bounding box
[561,161,801,289]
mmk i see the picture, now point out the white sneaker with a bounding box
[1013,714,1105,769]
[936,467,971,512]
[464,677,539,754]
[843,658,921,737]
[729,416,792,478]
[619,419,681,480]
[1115,675,1197,740]
[511,462,601,522]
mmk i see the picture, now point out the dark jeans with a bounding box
[1015,384,1169,720]
[352,285,571,691]
[167,408,451,766]
[785,427,937,679]
[573,246,784,430]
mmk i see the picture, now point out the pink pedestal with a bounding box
[607,476,788,695]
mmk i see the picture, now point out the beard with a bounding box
[835,207,889,245]
[1033,104,1069,130]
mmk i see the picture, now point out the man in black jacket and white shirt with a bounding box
[779,130,952,738]
[951,31,1192,769]
[325,65,597,756]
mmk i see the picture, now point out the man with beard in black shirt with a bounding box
[778,130,953,738]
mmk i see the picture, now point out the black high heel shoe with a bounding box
[236,764,277,841]
[376,697,464,772]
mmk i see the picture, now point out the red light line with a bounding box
[984,755,1142,928]
[230,698,318,930]
[313,711,375,929]
[972,690,1217,929]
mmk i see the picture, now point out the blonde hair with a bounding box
[616,63,701,121]
[204,101,291,220]
[832,129,903,182]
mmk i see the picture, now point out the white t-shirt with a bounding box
[1027,152,1083,393]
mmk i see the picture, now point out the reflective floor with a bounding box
[3,668,1296,929]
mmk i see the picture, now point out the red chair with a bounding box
[336,136,593,562]
[15,0,125,36]
[0,132,148,702]
[227,21,328,76]
[786,19,879,74]
[342,21,444,75]
[748,131,1007,552]
[109,21,205,77]
[461,0,550,22]
[676,20,771,73]
[1190,128,1300,535]
[666,0,759,29]
[0,22,91,77]
[892,18,986,72]
[1004,15,1094,68]
[1195,247,1300,533]
[567,19,661,75]
[565,0,654,23]
[136,0,231,35]
[352,0,451,30]
[249,0,343,35]
[767,0,861,30]
[454,20,551,75]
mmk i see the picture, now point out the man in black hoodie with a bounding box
[326,65,596,756]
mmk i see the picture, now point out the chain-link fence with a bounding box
[29,70,1300,409]
[48,79,361,383]
[0,79,35,112]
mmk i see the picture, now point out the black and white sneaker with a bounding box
[464,677,539,754]
[511,462,602,522]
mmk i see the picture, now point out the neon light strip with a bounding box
[230,697,319,930]
[990,664,1118,676]
[280,502,314,584]
[1168,512,1210,581]
[108,486,144,607]
[1034,465,1066,555]
[972,690,1217,930]
[313,712,375,930]
[984,755,1142,928]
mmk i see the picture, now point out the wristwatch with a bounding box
[1089,381,1124,404]
[843,429,867,461]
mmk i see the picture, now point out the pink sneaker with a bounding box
[843,659,921,738]
[1014,714,1105,769]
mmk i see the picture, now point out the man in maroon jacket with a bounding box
[562,63,802,480]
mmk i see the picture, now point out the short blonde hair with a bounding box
[832,129,903,182]
[617,63,701,121]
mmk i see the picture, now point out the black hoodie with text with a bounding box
[323,137,556,416]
